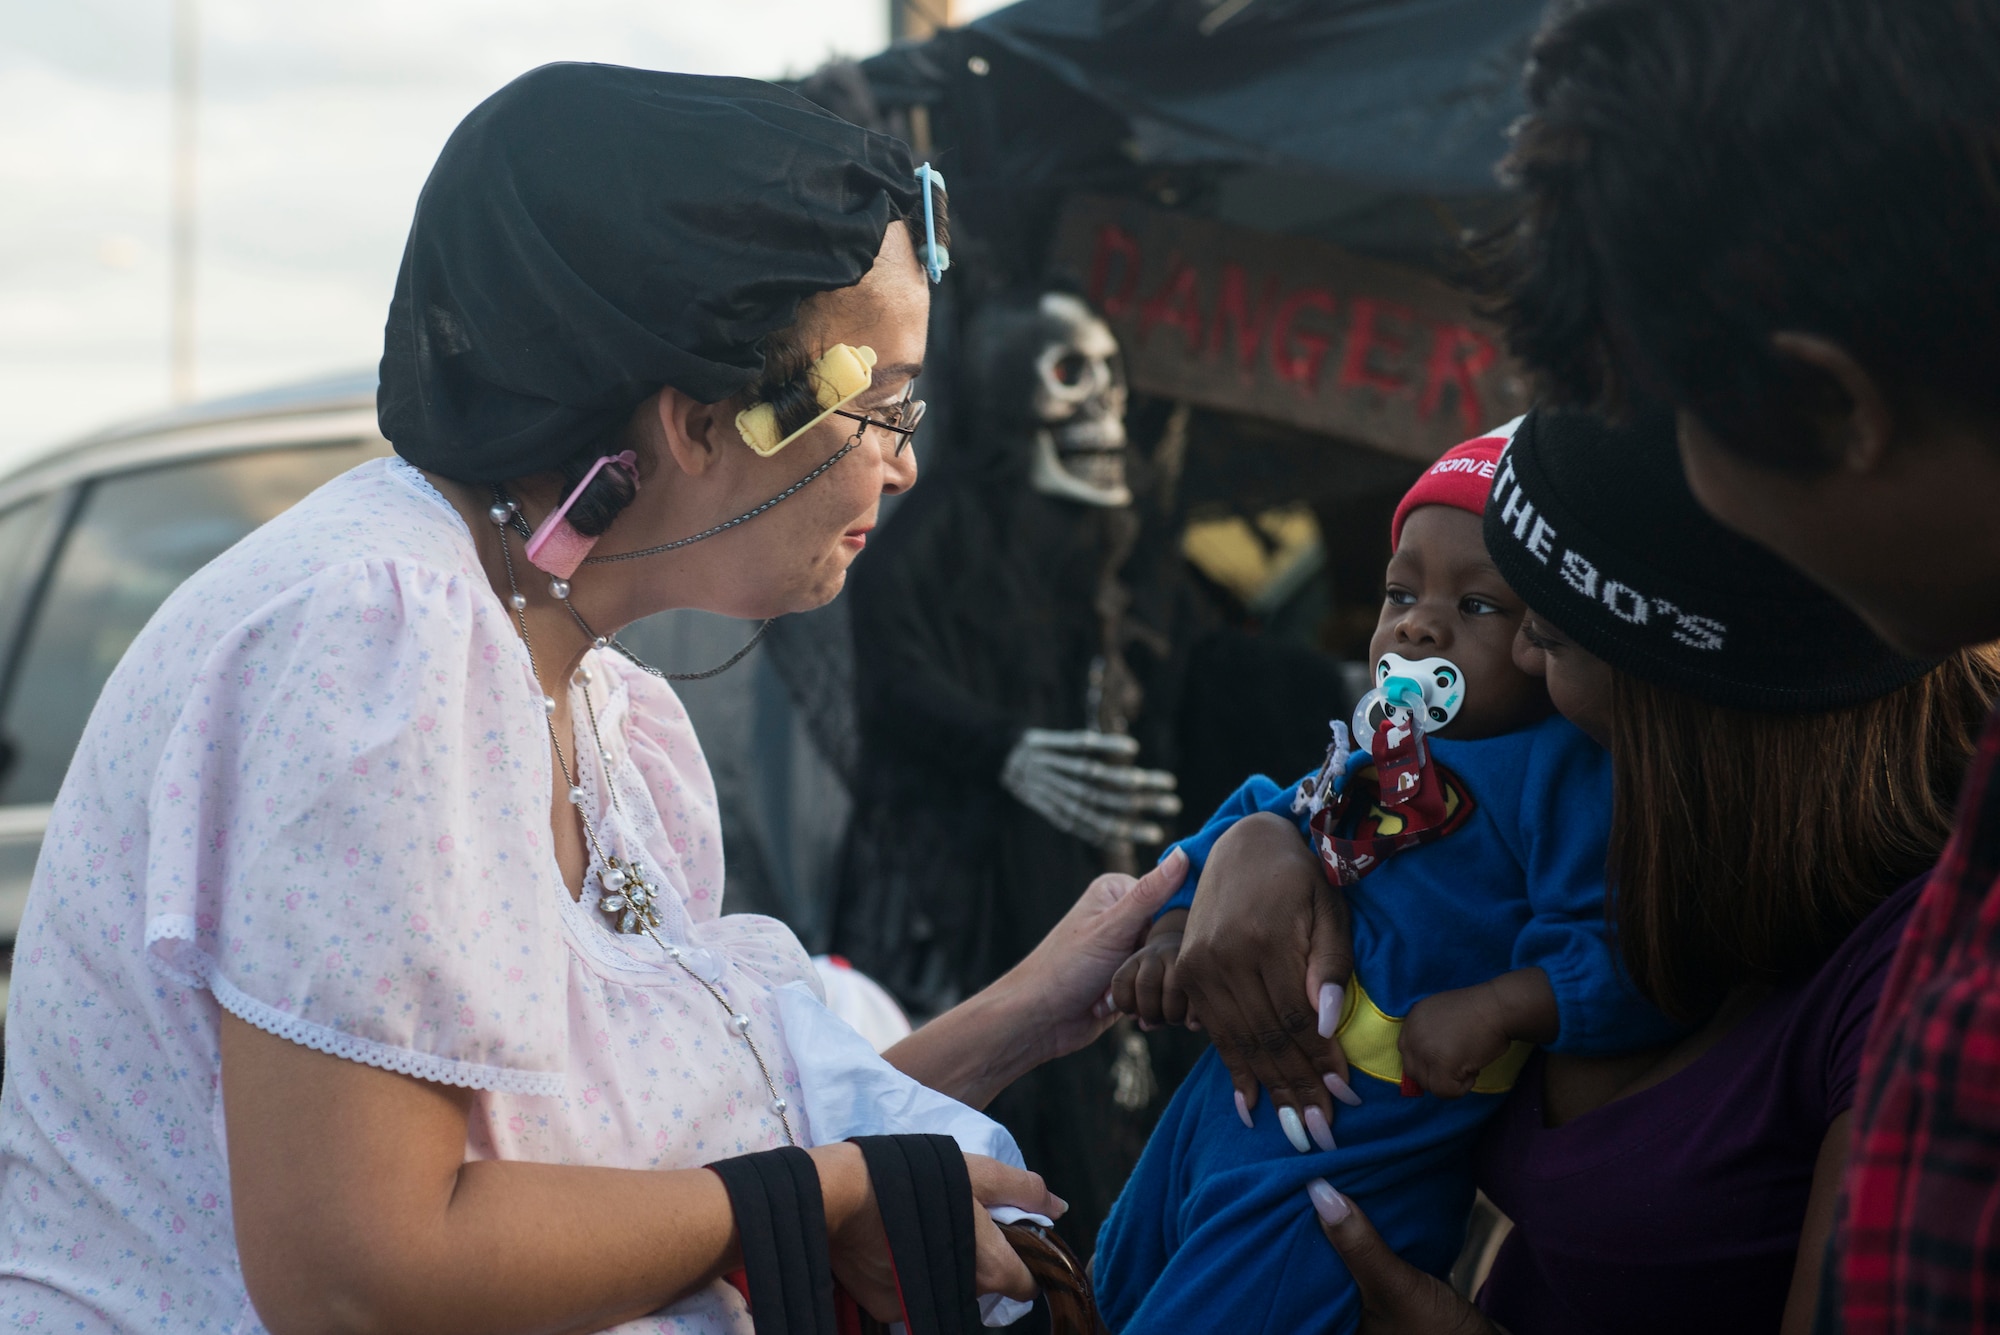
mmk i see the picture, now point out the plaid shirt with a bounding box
[1829,708,2000,1332]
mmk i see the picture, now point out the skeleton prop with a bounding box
[996,293,1176,867]
[1000,728,1179,849]
[834,287,1190,1244]
[1026,293,1133,509]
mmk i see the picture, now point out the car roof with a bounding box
[0,370,385,512]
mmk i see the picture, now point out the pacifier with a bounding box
[1351,653,1466,741]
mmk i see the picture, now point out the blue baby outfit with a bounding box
[1094,714,1679,1334]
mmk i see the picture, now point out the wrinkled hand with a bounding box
[1002,848,1190,1063]
[1175,813,1358,1128]
[1111,911,1190,1030]
[886,852,1189,1110]
[1309,1183,1500,1335]
[815,1145,1065,1323]
[1400,986,1514,1100]
[1001,729,1181,847]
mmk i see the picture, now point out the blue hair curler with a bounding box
[916,163,950,284]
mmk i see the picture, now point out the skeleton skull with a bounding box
[1028,293,1132,508]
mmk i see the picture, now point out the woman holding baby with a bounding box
[1135,405,2000,1334]
[1104,1,2000,1320]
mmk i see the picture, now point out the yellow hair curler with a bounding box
[734,343,878,457]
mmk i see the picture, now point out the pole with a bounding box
[889,0,955,43]
[169,0,198,404]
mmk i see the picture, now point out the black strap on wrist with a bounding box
[851,1133,982,1335]
[707,1145,837,1335]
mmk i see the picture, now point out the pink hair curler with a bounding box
[524,450,639,579]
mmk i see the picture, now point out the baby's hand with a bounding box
[1398,984,1513,1099]
[1111,910,1193,1030]
[1400,968,1558,1099]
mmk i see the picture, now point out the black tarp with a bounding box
[969,0,1545,192]
[839,0,1547,280]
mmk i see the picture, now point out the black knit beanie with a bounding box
[1484,407,1938,713]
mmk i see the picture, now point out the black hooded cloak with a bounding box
[832,292,1179,1255]
[832,292,1358,1255]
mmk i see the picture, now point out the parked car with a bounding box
[0,374,388,1013]
[0,372,855,1029]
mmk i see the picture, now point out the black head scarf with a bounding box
[380,62,922,483]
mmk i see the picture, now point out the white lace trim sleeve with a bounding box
[146,914,565,1096]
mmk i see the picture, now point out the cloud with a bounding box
[0,0,891,470]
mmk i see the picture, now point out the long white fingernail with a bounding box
[1308,1179,1350,1226]
[1323,1072,1363,1107]
[1278,1105,1311,1154]
[1303,1105,1337,1152]
[1235,1089,1254,1128]
[1317,983,1344,1039]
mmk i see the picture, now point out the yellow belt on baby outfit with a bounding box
[1335,975,1536,1095]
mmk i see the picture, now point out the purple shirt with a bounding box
[1474,874,1923,1335]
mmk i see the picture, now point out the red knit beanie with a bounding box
[1389,423,1519,551]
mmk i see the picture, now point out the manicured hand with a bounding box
[1309,1181,1499,1335]
[1174,813,1358,1132]
[1399,985,1514,1099]
[1111,911,1191,1029]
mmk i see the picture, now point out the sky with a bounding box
[0,0,1009,470]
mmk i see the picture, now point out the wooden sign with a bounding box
[1050,195,1528,463]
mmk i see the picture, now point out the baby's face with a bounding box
[1368,506,1551,741]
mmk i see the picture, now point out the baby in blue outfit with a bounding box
[1094,426,1679,1334]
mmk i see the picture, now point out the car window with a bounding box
[0,442,381,806]
[0,494,63,659]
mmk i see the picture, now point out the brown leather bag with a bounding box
[999,1222,1109,1335]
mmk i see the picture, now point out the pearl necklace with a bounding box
[489,495,797,1146]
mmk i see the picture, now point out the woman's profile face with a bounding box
[740,224,930,614]
[626,222,930,621]
[1512,608,1616,746]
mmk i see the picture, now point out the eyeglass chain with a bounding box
[489,494,797,1146]
[577,429,866,567]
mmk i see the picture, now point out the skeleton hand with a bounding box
[1001,729,1181,847]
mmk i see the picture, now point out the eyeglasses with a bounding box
[832,395,927,457]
